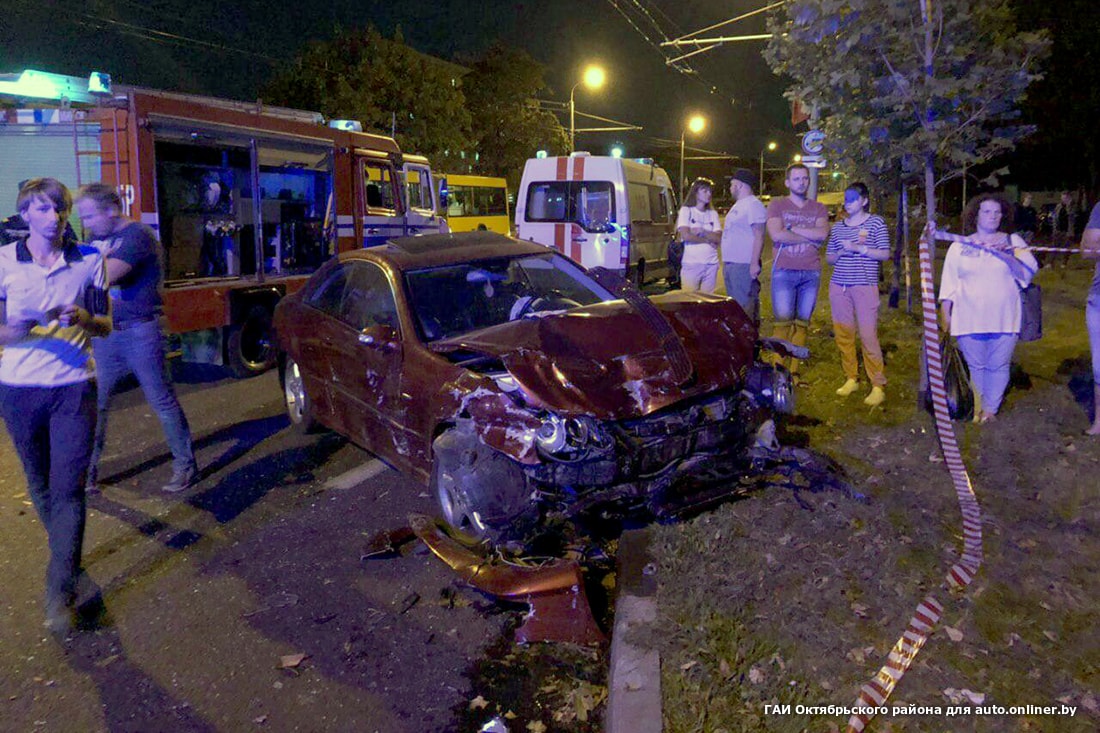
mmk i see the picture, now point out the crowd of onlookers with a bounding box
[675,165,1100,432]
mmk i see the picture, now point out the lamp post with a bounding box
[758,141,777,195]
[569,64,606,152]
[678,113,706,200]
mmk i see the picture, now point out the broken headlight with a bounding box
[744,362,795,415]
[535,413,612,459]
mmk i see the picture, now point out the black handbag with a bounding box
[924,333,975,421]
[1018,283,1042,342]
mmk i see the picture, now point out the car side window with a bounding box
[340,262,400,333]
[307,263,348,317]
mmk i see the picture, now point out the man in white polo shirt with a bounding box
[721,168,768,324]
[0,178,111,636]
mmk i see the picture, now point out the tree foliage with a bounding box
[1011,0,1100,191]
[262,27,472,169]
[460,43,569,190]
[763,0,1049,216]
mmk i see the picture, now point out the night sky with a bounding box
[3,1,796,164]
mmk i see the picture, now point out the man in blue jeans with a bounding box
[76,183,198,493]
[765,164,830,377]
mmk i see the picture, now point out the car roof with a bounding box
[344,231,554,270]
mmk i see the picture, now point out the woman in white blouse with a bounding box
[675,178,721,293]
[938,194,1038,423]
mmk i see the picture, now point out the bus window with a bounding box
[442,174,510,234]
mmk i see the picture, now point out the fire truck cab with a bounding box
[0,69,444,376]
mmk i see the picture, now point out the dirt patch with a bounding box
[651,263,1100,731]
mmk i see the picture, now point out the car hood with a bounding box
[430,294,756,420]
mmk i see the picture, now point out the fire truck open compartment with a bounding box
[2,70,443,378]
[152,138,333,282]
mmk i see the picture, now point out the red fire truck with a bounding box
[0,69,444,376]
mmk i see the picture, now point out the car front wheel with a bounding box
[431,427,536,542]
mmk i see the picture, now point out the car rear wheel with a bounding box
[283,356,320,434]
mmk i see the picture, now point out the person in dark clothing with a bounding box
[1014,193,1037,243]
[75,183,198,494]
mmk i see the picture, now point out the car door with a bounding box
[294,261,351,424]
[328,261,412,467]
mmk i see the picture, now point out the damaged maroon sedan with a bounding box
[274,232,794,540]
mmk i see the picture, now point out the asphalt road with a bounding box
[0,363,508,732]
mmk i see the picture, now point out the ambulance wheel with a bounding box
[225,306,276,378]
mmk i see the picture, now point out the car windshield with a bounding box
[405,253,616,342]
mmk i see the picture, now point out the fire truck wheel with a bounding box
[226,306,277,378]
[282,356,320,433]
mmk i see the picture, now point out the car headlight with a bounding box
[535,414,611,458]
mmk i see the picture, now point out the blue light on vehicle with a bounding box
[329,119,363,132]
[87,71,111,95]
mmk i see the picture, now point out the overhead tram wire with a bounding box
[66,11,279,64]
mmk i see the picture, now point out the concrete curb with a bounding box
[606,527,663,733]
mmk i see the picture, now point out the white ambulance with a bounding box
[513,153,676,285]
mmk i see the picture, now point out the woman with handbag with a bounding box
[937,194,1038,423]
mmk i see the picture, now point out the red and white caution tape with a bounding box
[845,224,983,733]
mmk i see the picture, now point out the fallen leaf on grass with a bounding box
[680,660,698,672]
[748,667,765,684]
[526,722,548,733]
[1043,630,1059,642]
[851,602,869,618]
[468,695,490,711]
[944,626,964,642]
[278,653,308,669]
[252,715,267,724]
[1081,694,1098,714]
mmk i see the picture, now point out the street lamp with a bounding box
[759,141,777,195]
[570,64,606,151]
[679,113,706,200]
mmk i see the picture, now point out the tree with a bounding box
[262,27,472,169]
[1010,0,1100,192]
[763,0,1049,236]
[461,43,569,190]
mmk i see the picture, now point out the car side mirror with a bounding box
[358,324,400,351]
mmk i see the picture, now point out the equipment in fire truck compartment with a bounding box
[154,141,330,282]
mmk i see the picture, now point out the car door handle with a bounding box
[365,228,380,234]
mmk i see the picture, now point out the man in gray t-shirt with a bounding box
[1082,203,1100,435]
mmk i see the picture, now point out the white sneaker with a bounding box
[864,386,886,407]
[836,378,859,396]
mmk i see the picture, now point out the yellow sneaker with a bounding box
[864,386,885,407]
[836,378,859,397]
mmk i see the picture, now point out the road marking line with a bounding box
[324,460,390,491]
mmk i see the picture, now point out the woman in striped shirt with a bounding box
[825,182,891,406]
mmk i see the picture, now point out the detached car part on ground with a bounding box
[275,232,796,541]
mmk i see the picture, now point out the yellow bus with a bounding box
[440,174,511,234]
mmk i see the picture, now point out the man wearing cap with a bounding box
[721,169,768,324]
